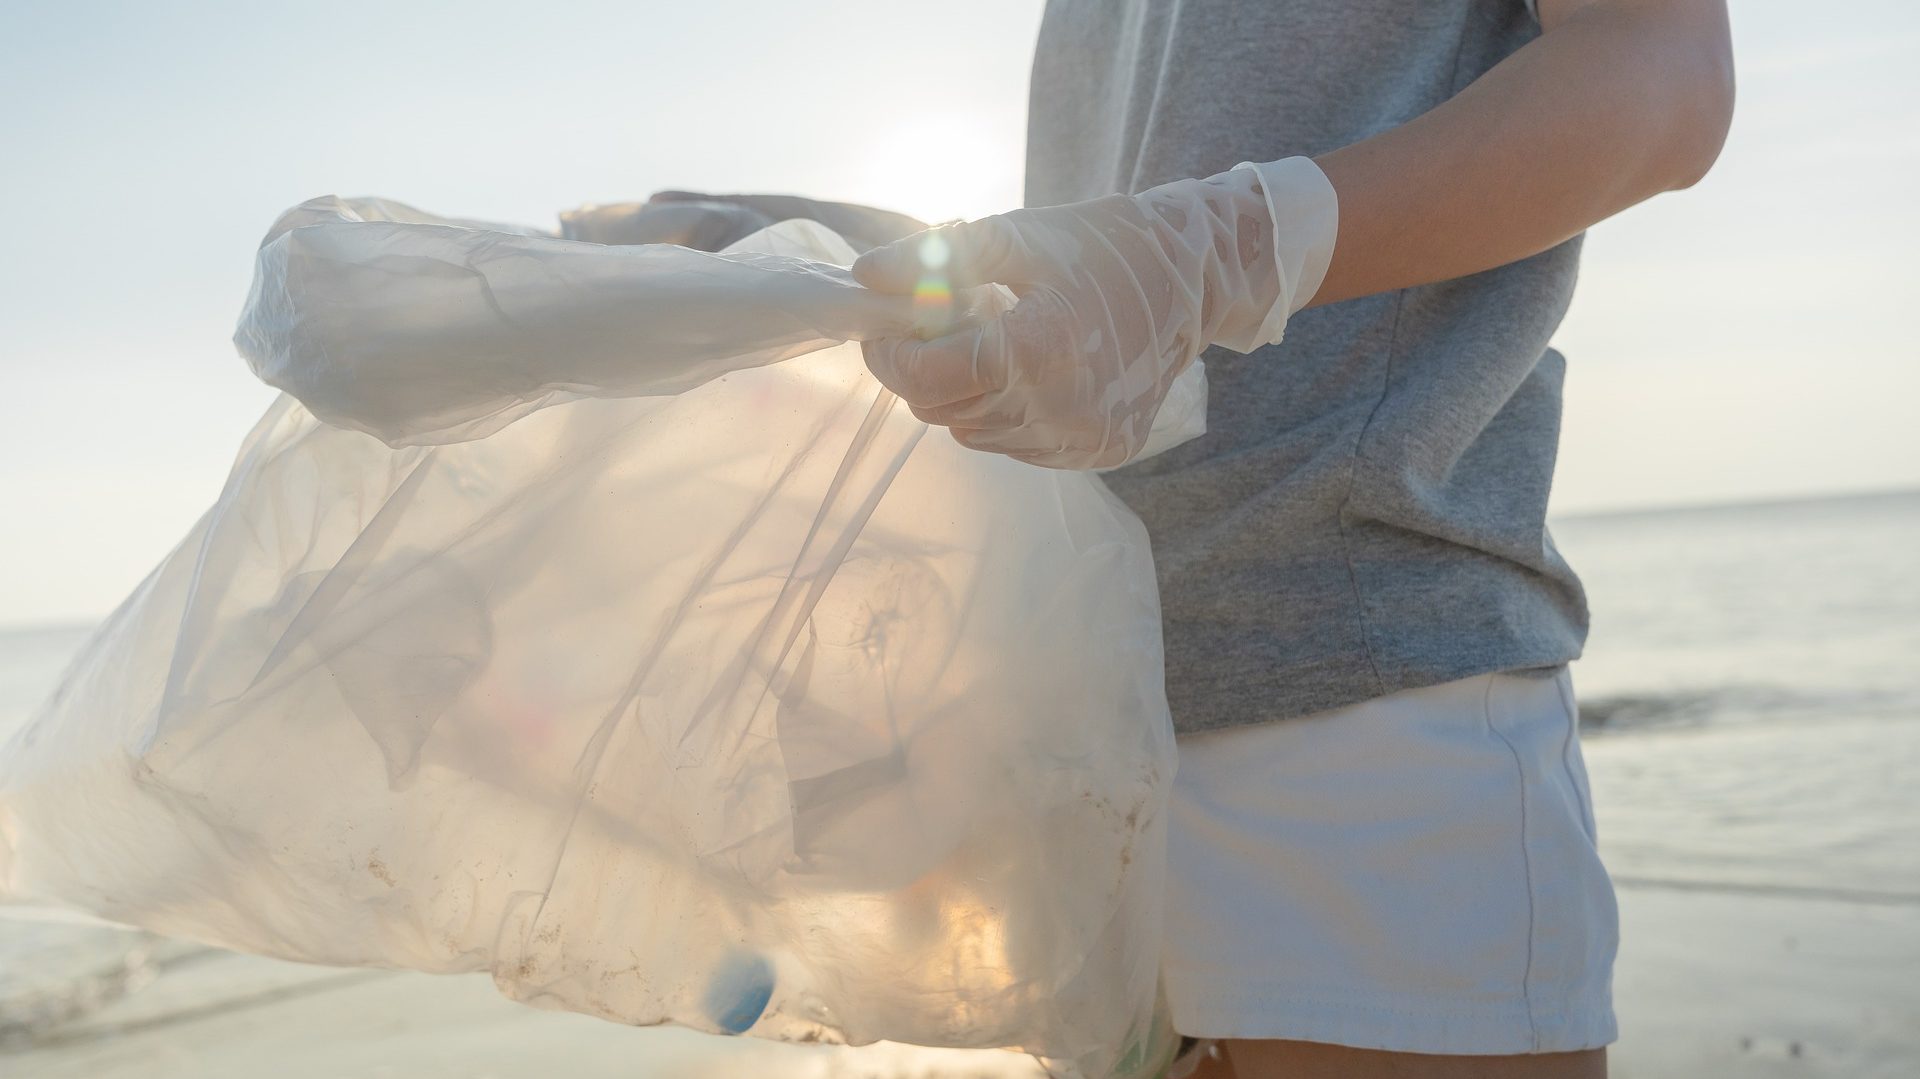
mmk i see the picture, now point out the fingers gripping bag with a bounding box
[0,195,1205,1077]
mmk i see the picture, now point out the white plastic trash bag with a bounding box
[0,197,1199,1077]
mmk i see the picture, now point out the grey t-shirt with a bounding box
[1027,0,1588,733]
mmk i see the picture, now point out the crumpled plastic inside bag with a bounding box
[0,196,1201,1077]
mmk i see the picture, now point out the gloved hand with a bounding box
[850,158,1338,469]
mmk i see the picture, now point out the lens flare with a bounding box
[913,232,955,330]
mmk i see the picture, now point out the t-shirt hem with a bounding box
[1169,653,1580,734]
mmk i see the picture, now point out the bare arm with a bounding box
[1309,0,1735,306]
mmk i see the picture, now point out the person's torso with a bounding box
[1027,0,1589,733]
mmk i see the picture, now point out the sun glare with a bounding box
[846,112,1026,225]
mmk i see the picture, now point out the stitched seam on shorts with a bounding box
[1167,980,1538,1021]
[1164,975,1618,1048]
[1159,971,1615,1021]
[1483,673,1543,1052]
[1555,671,1599,841]
[1164,977,1618,1046]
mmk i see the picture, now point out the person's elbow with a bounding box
[1557,0,1737,193]
[1659,1,1737,191]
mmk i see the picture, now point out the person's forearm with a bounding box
[1307,0,1734,307]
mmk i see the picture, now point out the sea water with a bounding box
[1554,489,1920,901]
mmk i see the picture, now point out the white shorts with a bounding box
[1162,668,1618,1055]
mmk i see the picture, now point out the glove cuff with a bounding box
[1231,156,1340,344]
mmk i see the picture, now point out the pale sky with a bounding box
[1,0,1915,625]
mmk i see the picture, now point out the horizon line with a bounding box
[3,482,1916,636]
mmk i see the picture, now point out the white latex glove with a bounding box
[851,158,1338,469]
